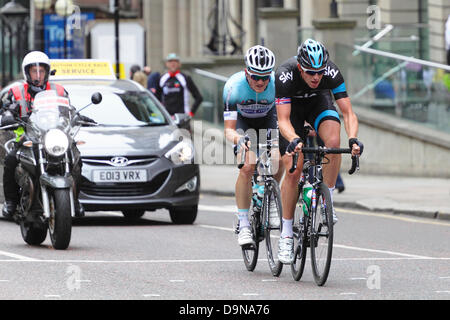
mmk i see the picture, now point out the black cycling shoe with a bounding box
[2,200,17,220]
[74,200,85,218]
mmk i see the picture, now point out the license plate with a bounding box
[92,169,147,183]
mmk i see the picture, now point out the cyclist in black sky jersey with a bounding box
[275,39,364,264]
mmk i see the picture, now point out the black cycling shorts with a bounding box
[234,106,278,156]
[279,91,341,155]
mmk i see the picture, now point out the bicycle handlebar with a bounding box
[289,146,360,175]
[237,136,250,169]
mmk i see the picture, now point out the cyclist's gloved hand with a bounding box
[79,115,97,125]
[236,136,250,154]
[349,138,364,156]
[286,137,303,154]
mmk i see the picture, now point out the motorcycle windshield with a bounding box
[30,90,71,132]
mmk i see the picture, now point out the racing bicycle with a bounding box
[289,133,360,286]
[236,129,283,276]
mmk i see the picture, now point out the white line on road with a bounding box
[197,224,439,260]
[143,294,161,297]
[0,250,38,261]
[340,292,357,296]
[242,293,259,296]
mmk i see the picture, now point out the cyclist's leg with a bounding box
[263,107,284,182]
[279,111,305,237]
[308,92,342,190]
[235,115,257,225]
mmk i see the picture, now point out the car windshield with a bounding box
[67,87,169,126]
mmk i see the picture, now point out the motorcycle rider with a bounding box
[0,51,85,219]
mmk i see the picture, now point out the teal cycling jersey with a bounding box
[223,71,276,121]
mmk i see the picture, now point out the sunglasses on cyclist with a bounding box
[301,65,326,76]
[246,70,270,81]
[250,74,270,81]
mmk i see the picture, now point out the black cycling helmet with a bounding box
[297,39,329,69]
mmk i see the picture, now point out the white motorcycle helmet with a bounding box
[22,51,51,89]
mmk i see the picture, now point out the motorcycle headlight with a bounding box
[164,141,194,165]
[44,129,69,157]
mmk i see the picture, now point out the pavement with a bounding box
[199,164,450,221]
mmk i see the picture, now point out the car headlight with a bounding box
[165,141,194,164]
[44,129,69,157]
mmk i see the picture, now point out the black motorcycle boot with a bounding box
[2,200,17,220]
[74,200,85,218]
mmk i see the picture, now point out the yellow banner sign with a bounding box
[50,59,117,80]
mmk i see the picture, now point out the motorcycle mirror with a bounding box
[91,92,102,105]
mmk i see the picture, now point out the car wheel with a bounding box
[169,205,197,224]
[122,209,145,220]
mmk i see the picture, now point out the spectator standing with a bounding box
[155,53,203,116]
[143,65,161,94]
[132,70,148,88]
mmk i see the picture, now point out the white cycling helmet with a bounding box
[245,45,275,76]
[22,51,51,87]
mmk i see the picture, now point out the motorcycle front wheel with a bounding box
[48,188,72,250]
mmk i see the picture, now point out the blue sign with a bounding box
[44,12,95,59]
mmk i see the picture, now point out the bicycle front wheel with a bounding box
[291,206,307,281]
[242,206,259,272]
[264,179,283,277]
[310,182,334,286]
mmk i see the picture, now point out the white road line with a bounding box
[0,250,38,261]
[199,205,236,213]
[350,277,367,280]
[340,292,357,296]
[143,294,161,297]
[170,280,185,283]
[242,293,259,296]
[197,224,438,259]
[435,291,450,294]
[335,208,450,227]
[333,244,433,259]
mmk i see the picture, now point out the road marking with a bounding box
[0,250,38,261]
[170,280,185,283]
[199,205,236,213]
[340,292,357,296]
[44,295,61,298]
[199,204,450,227]
[143,294,161,297]
[435,291,450,294]
[439,276,450,279]
[262,279,277,282]
[197,224,441,260]
[242,293,259,296]
[350,277,367,280]
[335,208,450,227]
[333,244,433,259]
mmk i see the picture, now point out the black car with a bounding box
[1,79,200,224]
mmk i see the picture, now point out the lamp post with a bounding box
[34,0,52,51]
[0,0,30,84]
[55,0,74,58]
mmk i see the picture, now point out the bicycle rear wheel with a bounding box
[241,206,260,272]
[310,182,334,286]
[291,207,307,281]
[264,180,283,277]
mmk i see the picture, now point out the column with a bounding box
[229,0,242,51]
[284,0,297,9]
[144,0,164,73]
[243,0,256,50]
[163,0,178,56]
[178,0,190,58]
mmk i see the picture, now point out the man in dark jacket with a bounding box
[155,53,203,117]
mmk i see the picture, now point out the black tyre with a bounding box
[241,206,259,272]
[20,220,47,246]
[48,189,72,250]
[291,207,307,281]
[122,209,145,220]
[169,205,197,224]
[264,180,283,277]
[310,183,333,286]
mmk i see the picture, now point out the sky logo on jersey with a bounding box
[279,71,293,83]
[324,66,339,79]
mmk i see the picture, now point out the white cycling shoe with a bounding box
[238,227,255,247]
[278,236,294,264]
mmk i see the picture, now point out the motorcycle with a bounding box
[0,90,102,250]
